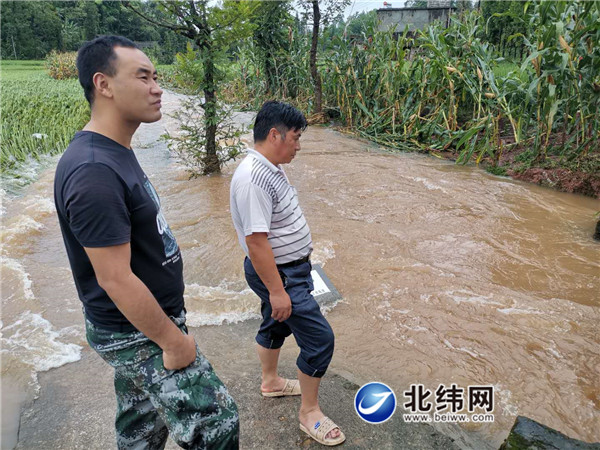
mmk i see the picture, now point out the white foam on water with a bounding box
[496,307,544,315]
[186,310,261,327]
[1,256,35,300]
[493,384,519,416]
[377,300,392,309]
[407,176,448,193]
[443,339,481,358]
[1,311,82,372]
[23,195,55,215]
[184,279,343,325]
[547,346,563,359]
[184,281,260,325]
[319,299,342,316]
[0,214,45,247]
[445,290,504,307]
[184,281,255,302]
[0,188,8,217]
[1,153,57,193]
[378,311,392,321]
[311,240,336,267]
[398,323,429,332]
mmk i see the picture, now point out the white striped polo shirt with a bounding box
[230,149,312,264]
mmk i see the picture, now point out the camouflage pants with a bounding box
[85,312,239,450]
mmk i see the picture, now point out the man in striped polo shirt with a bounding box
[230,101,345,446]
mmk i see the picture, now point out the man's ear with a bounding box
[92,72,113,100]
[268,127,279,142]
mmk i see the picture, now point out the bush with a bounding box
[162,99,246,177]
[161,45,246,176]
[45,50,77,80]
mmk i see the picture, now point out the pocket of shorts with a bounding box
[137,348,178,386]
[148,348,219,420]
[279,271,288,288]
[307,272,314,293]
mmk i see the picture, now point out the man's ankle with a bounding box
[261,374,281,386]
[299,405,320,417]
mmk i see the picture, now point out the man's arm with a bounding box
[85,243,196,370]
[246,233,292,322]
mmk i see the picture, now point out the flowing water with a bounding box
[1,91,598,449]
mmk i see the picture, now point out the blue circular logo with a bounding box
[354,382,397,424]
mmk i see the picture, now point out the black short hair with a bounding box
[253,101,308,142]
[76,35,139,106]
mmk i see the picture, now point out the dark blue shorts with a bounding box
[244,257,334,378]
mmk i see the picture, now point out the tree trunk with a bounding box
[265,50,274,94]
[202,47,220,174]
[310,0,322,114]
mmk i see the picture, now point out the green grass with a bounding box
[493,61,520,78]
[0,60,47,81]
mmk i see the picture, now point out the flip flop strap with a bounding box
[314,417,337,441]
[283,379,297,394]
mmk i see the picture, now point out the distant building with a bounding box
[377,0,456,36]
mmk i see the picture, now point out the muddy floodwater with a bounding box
[1,91,598,449]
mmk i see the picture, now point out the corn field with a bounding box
[226,0,600,173]
[1,69,89,176]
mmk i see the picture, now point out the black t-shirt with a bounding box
[54,131,184,331]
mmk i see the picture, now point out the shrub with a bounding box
[45,50,78,80]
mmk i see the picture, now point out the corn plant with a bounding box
[1,76,89,176]
[511,0,600,161]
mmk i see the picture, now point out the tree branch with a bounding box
[123,1,193,37]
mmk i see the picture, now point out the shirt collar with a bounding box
[247,148,282,174]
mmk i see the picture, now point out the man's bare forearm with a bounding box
[246,234,285,295]
[100,273,183,351]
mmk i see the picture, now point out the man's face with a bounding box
[275,128,302,164]
[106,47,163,123]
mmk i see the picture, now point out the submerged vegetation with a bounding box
[1,61,89,179]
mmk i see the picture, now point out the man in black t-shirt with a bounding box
[54,36,239,449]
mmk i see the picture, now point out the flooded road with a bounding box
[1,91,598,448]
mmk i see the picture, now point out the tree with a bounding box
[343,10,378,39]
[251,1,293,95]
[310,1,323,113]
[125,0,255,174]
[1,1,187,60]
[82,1,99,41]
[1,2,62,59]
[301,0,350,115]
